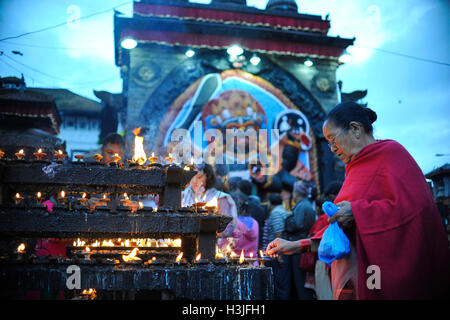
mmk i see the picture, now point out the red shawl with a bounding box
[309,214,329,238]
[335,139,449,299]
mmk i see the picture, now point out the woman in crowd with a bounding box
[182,163,238,248]
[230,191,259,259]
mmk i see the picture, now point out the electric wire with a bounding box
[1,53,119,86]
[0,1,132,42]
[0,58,54,86]
[355,43,450,67]
[1,40,103,51]
[0,56,119,93]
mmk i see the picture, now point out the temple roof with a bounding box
[114,1,353,66]
[132,1,330,33]
[0,77,61,135]
[29,88,102,116]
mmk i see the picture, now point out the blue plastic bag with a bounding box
[318,201,351,265]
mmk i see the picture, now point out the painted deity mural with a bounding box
[155,70,318,198]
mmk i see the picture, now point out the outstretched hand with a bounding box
[266,238,301,257]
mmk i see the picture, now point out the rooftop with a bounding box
[28,88,102,115]
[426,163,450,179]
[114,0,353,66]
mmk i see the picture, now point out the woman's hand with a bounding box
[328,201,355,229]
[266,238,301,257]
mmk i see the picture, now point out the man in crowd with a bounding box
[283,180,316,299]
[264,193,292,299]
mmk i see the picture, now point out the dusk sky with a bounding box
[0,0,449,175]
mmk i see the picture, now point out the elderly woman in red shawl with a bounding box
[267,101,449,300]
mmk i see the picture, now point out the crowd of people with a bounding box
[179,101,450,300]
[179,154,343,300]
[32,101,449,300]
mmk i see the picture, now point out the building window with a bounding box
[66,117,75,128]
[79,119,87,129]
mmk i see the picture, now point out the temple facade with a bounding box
[113,0,354,193]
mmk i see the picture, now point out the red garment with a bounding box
[311,225,327,240]
[335,139,449,299]
[309,214,329,238]
[35,238,70,257]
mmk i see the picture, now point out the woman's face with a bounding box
[190,171,207,195]
[322,120,362,165]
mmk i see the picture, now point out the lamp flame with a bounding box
[132,127,147,165]
[122,247,141,262]
[102,239,114,247]
[215,245,224,258]
[175,251,183,263]
[81,288,96,300]
[173,238,182,247]
[239,249,245,264]
[195,253,202,261]
[17,243,25,253]
[205,197,218,208]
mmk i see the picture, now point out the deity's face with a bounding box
[101,143,124,165]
